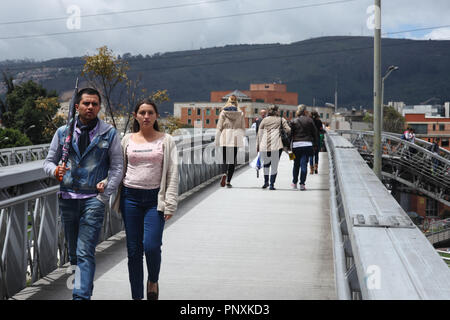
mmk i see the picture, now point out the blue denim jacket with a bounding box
[44,119,123,202]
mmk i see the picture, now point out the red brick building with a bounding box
[210,83,298,105]
[402,107,450,219]
[404,113,450,150]
[174,83,299,128]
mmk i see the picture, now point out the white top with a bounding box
[123,136,164,190]
[293,141,313,148]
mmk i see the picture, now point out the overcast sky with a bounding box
[0,0,449,62]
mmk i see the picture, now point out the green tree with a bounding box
[0,128,32,148]
[0,71,15,121]
[362,108,405,134]
[159,115,193,134]
[383,106,405,133]
[82,45,129,129]
[35,97,66,142]
[119,82,171,134]
[2,80,60,144]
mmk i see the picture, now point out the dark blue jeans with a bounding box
[59,196,105,300]
[292,146,314,185]
[309,141,320,166]
[120,186,165,300]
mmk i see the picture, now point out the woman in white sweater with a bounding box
[257,104,291,190]
[111,99,178,300]
[215,95,246,188]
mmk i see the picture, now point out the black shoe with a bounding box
[262,175,269,188]
[147,281,159,300]
[226,183,232,188]
[269,185,276,190]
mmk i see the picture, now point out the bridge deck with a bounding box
[12,152,336,300]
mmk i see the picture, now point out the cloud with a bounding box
[424,27,450,40]
[0,0,448,61]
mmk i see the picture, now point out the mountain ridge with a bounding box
[1,36,449,114]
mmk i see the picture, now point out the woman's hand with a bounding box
[164,214,173,221]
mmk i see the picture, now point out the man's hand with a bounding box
[96,182,105,193]
[54,164,70,181]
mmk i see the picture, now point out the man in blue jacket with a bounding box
[44,87,123,300]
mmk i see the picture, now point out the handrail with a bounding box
[326,130,450,299]
[0,131,254,299]
[0,144,50,167]
[334,129,450,207]
[336,130,450,159]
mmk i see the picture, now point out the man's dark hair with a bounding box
[76,88,102,105]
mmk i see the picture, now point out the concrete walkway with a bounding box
[12,152,335,300]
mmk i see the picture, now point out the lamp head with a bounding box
[388,65,399,71]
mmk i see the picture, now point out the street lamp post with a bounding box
[373,0,382,179]
[381,65,399,132]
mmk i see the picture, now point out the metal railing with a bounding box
[336,130,450,207]
[326,130,450,299]
[425,218,450,245]
[0,130,255,299]
[0,144,50,167]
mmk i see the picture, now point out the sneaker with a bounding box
[220,174,226,187]
[291,183,297,189]
[300,184,306,191]
[226,183,232,188]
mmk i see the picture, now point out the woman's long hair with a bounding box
[267,104,279,116]
[222,95,242,112]
[132,99,160,132]
[296,104,307,117]
[311,110,320,119]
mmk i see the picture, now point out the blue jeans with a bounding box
[120,186,165,300]
[59,196,105,300]
[292,146,314,185]
[309,141,320,166]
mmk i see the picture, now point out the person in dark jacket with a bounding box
[429,138,440,173]
[255,108,267,134]
[289,105,318,191]
[309,111,325,174]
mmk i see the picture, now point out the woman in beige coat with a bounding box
[215,95,246,187]
[257,104,291,190]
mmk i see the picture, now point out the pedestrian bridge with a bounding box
[1,130,450,300]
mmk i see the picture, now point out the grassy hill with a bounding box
[1,36,450,114]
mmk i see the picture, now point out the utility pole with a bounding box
[334,75,338,113]
[373,0,382,179]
